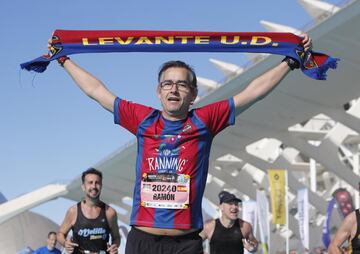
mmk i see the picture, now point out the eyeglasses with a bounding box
[159,80,193,92]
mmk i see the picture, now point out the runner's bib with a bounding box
[140,173,190,209]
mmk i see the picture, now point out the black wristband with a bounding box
[282,57,300,71]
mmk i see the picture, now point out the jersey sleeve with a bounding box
[113,97,154,135]
[194,98,235,136]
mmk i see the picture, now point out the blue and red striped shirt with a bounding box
[114,97,235,229]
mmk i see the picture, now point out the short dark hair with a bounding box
[81,168,103,183]
[158,60,197,89]
[48,231,56,238]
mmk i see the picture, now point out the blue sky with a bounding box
[0,0,335,234]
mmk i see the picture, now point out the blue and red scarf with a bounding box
[21,30,339,80]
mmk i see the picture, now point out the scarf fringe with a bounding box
[302,57,339,80]
[20,57,50,73]
[21,55,340,81]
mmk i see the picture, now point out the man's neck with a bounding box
[161,111,188,121]
[220,216,236,228]
[83,197,100,207]
[81,198,102,219]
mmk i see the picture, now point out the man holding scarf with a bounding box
[48,33,311,254]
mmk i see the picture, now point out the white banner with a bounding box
[243,200,257,235]
[297,188,309,251]
[243,200,257,254]
[256,190,270,254]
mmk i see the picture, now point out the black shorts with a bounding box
[125,227,203,254]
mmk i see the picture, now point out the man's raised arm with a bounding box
[61,59,116,112]
[49,38,116,112]
[233,34,312,112]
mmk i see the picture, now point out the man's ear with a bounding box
[81,184,85,192]
[219,203,224,212]
[156,85,161,99]
[192,88,198,102]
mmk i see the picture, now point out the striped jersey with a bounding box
[114,97,235,229]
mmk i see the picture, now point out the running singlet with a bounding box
[114,98,235,229]
[350,209,360,254]
[72,202,110,253]
[210,219,244,254]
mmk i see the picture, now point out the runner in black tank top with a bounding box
[210,218,244,254]
[349,209,360,253]
[57,168,120,254]
[200,191,258,254]
[72,201,111,253]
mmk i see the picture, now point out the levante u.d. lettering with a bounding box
[81,35,279,46]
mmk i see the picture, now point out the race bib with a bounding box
[140,173,190,209]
